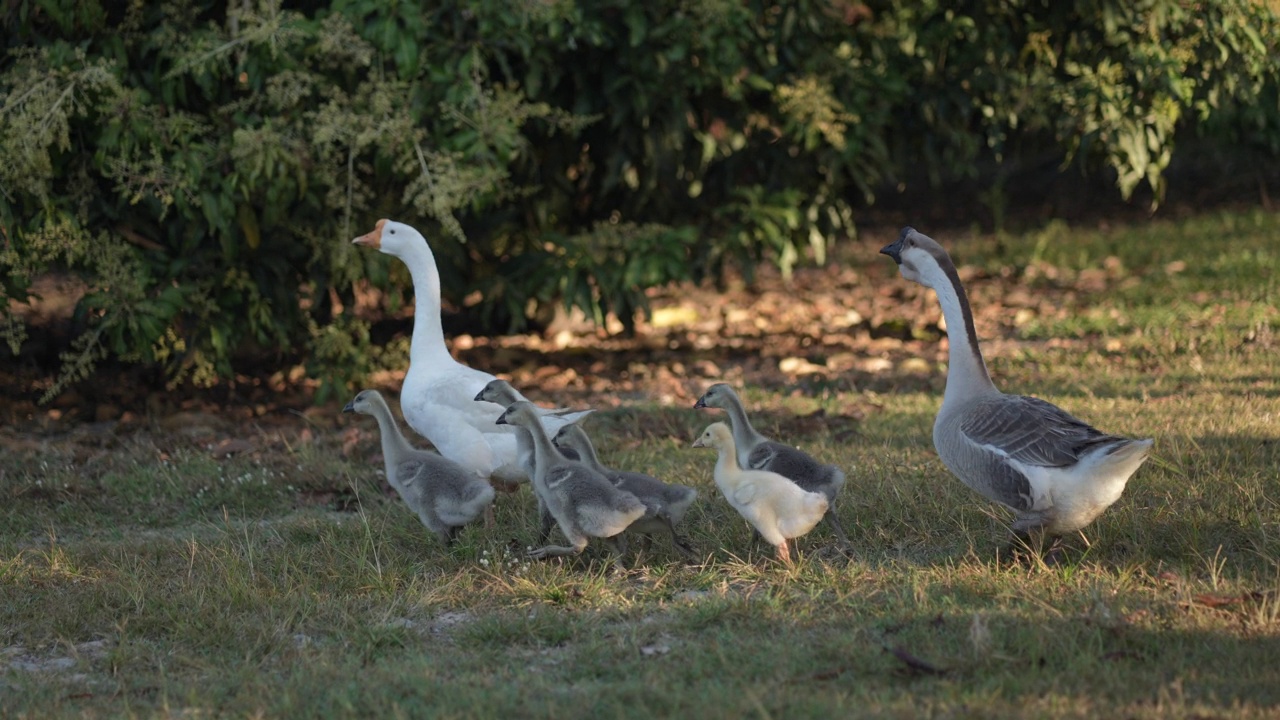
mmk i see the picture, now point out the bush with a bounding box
[2,0,1277,400]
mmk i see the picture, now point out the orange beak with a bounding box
[353,219,388,249]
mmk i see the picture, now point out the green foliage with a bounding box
[1,0,1278,397]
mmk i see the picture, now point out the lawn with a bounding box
[2,210,1279,718]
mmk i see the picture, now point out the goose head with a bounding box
[342,389,385,415]
[552,423,582,448]
[879,227,952,289]
[353,219,428,259]
[691,422,733,450]
[494,400,538,428]
[693,383,734,410]
[474,378,518,407]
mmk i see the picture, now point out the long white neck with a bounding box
[400,241,453,367]
[920,258,997,406]
[713,441,743,491]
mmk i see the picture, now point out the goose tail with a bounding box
[1103,438,1154,474]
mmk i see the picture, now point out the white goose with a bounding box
[353,219,590,488]
[880,227,1153,544]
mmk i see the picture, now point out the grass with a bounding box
[3,209,1280,718]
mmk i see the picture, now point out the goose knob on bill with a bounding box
[879,227,1153,558]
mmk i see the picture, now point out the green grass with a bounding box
[3,210,1280,718]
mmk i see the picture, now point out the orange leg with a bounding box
[776,539,792,566]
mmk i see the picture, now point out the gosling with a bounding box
[344,390,495,546]
[693,422,828,565]
[496,401,646,559]
[553,423,698,557]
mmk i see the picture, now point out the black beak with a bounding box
[473,390,485,402]
[342,401,355,413]
[495,413,509,426]
[880,227,912,264]
[693,396,707,409]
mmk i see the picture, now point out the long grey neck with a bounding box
[722,392,767,450]
[931,257,997,406]
[523,418,561,483]
[402,244,453,367]
[369,398,415,476]
[570,431,607,473]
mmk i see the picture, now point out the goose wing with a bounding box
[951,394,1119,512]
[396,459,427,487]
[730,480,758,506]
[960,394,1114,469]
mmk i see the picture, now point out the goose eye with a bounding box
[389,229,396,235]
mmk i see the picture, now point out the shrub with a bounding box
[2,0,1277,400]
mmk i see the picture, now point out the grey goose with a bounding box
[553,423,698,557]
[880,227,1153,547]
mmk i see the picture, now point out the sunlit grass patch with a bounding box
[3,212,1280,717]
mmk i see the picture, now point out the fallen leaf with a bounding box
[886,645,946,676]
[211,438,253,459]
[1194,593,1244,608]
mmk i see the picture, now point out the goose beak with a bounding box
[473,390,486,402]
[691,437,706,449]
[342,401,356,413]
[880,226,916,264]
[353,219,388,249]
[693,396,708,409]
[495,413,510,426]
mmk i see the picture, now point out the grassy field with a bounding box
[3,210,1279,718]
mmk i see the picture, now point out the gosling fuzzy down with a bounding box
[693,422,828,565]
[694,383,849,546]
[344,389,495,545]
[553,423,698,557]
[496,401,647,560]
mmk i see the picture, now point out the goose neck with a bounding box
[400,244,452,367]
[575,437,606,473]
[369,400,415,473]
[722,397,766,449]
[930,262,996,405]
[524,419,559,480]
[715,443,742,477]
